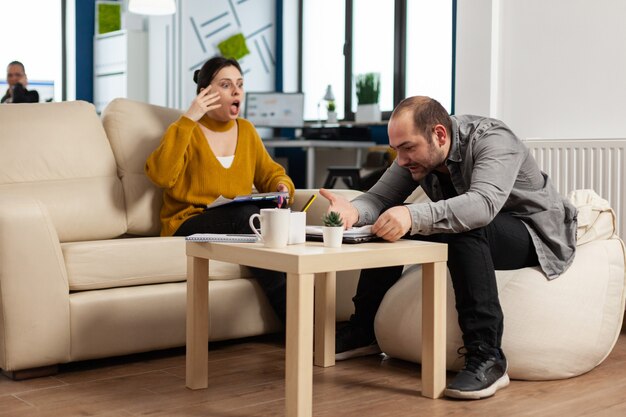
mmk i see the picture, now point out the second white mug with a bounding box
[288,211,306,244]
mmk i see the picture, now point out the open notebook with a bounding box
[305,225,379,244]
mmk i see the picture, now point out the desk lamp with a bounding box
[323,84,337,123]
[323,84,335,102]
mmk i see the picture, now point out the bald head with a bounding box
[390,96,452,139]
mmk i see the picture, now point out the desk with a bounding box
[263,139,376,189]
[185,240,448,417]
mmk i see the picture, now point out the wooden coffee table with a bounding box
[185,240,447,417]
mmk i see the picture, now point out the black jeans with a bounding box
[174,203,287,324]
[351,212,539,348]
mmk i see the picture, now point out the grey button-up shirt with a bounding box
[352,115,577,279]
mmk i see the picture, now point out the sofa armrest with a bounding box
[0,196,70,371]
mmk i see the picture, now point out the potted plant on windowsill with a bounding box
[327,100,337,123]
[355,72,381,123]
[321,211,344,248]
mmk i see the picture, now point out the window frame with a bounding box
[297,0,456,121]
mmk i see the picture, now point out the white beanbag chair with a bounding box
[374,190,626,380]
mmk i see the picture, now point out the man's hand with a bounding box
[183,85,221,121]
[371,206,412,242]
[319,188,359,229]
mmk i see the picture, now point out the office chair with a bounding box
[322,146,395,191]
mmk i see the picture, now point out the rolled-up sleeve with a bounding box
[351,162,417,226]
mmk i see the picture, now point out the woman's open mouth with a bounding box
[230,100,240,116]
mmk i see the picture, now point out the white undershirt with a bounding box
[216,155,235,168]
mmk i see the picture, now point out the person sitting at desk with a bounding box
[145,56,295,322]
[1,61,39,103]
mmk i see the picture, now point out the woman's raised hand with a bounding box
[184,86,221,121]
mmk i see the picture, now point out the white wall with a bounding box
[281,0,299,92]
[455,0,626,140]
[148,13,179,108]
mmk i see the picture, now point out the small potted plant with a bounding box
[355,72,381,123]
[322,211,344,248]
[327,100,337,123]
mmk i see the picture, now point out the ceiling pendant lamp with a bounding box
[128,0,176,16]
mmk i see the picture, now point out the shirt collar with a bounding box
[446,117,462,164]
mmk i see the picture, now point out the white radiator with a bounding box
[524,139,626,239]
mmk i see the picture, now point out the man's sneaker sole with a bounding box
[335,343,382,361]
[443,373,510,400]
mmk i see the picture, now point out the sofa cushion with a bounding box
[62,236,253,291]
[0,101,127,242]
[68,280,282,361]
[101,98,182,236]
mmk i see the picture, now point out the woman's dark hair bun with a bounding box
[193,69,200,84]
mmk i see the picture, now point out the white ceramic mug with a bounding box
[288,212,306,245]
[249,208,291,248]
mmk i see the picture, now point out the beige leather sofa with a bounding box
[0,98,360,377]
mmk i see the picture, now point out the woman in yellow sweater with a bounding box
[146,56,295,322]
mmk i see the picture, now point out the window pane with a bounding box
[0,0,62,102]
[406,0,453,112]
[352,0,395,112]
[302,0,345,121]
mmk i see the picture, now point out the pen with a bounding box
[301,194,317,212]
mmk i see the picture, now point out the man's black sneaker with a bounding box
[335,321,382,361]
[444,343,510,400]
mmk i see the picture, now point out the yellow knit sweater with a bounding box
[145,115,295,236]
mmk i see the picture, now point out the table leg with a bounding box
[306,147,315,189]
[314,272,336,367]
[186,256,209,389]
[355,148,363,166]
[285,272,314,417]
[421,261,447,398]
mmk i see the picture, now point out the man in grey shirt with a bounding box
[320,96,577,400]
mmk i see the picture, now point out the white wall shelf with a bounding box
[94,29,147,113]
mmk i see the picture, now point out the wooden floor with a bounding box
[2,328,626,417]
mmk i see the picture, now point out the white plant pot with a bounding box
[356,103,381,123]
[327,110,337,123]
[322,226,343,248]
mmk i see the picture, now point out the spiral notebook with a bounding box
[185,233,258,243]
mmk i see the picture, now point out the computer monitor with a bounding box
[244,92,304,128]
